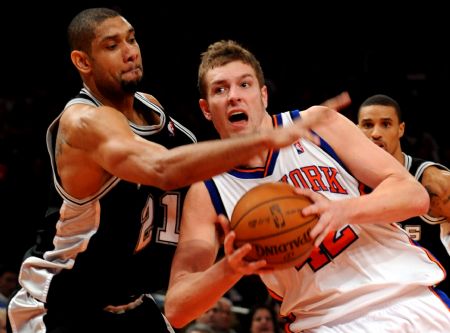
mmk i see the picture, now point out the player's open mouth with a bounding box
[228,112,248,123]
[374,142,386,150]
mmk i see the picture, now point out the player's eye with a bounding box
[214,87,226,95]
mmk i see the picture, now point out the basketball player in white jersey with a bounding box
[164,40,450,332]
[357,93,450,297]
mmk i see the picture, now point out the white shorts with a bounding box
[303,288,450,333]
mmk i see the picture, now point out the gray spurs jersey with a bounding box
[9,88,196,332]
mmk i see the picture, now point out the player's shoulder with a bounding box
[190,181,209,196]
[418,160,450,182]
[62,103,118,120]
[406,154,448,177]
[138,92,163,108]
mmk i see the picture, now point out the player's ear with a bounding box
[398,121,405,139]
[261,85,268,109]
[199,99,212,121]
[71,50,91,74]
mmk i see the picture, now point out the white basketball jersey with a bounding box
[205,110,446,331]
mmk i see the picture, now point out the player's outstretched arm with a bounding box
[64,103,336,192]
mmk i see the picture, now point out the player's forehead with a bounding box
[358,104,398,122]
[206,61,256,85]
[93,16,134,41]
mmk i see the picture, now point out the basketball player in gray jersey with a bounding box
[357,94,450,297]
[7,8,330,333]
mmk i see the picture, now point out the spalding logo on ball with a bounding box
[230,182,318,269]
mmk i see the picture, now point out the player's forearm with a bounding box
[147,133,276,190]
[440,223,450,255]
[165,259,242,328]
[422,167,450,219]
[349,176,429,225]
[428,195,450,220]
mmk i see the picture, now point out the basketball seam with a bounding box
[234,218,316,242]
[232,196,313,230]
[246,249,313,265]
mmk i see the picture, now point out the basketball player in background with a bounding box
[6,9,331,333]
[357,94,450,296]
[164,40,450,332]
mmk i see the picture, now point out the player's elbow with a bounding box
[413,182,430,216]
[154,175,185,191]
[147,162,185,191]
[164,302,189,328]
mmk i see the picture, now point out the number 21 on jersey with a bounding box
[134,192,181,253]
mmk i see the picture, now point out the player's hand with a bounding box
[217,214,271,275]
[266,92,351,150]
[320,91,351,111]
[293,188,344,247]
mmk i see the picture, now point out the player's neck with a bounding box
[83,83,135,113]
[239,150,270,169]
[395,149,405,166]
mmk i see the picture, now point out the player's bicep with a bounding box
[172,183,219,273]
[84,108,140,164]
[68,106,167,182]
[180,182,219,247]
[61,105,136,159]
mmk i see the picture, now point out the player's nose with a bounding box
[227,85,243,103]
[370,125,383,139]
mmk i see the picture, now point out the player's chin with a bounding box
[122,68,143,82]
[121,79,142,93]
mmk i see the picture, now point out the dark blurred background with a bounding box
[1,1,449,267]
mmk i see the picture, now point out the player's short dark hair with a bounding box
[67,7,121,54]
[359,94,403,122]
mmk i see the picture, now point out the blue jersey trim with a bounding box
[434,288,450,307]
[204,180,228,218]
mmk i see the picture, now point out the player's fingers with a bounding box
[283,125,319,146]
[321,91,351,111]
[227,244,262,275]
[302,204,320,216]
[232,243,252,260]
[235,258,269,275]
[296,126,320,145]
[310,216,326,240]
[225,234,252,262]
[313,231,326,248]
[311,221,332,247]
[223,231,237,255]
[217,214,231,234]
[294,188,326,216]
[248,260,271,274]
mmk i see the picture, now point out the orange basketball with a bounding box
[230,182,318,270]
